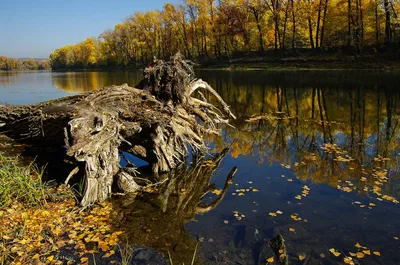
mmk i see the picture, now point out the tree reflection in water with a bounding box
[207,74,400,200]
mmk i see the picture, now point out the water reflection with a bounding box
[113,149,236,265]
[1,70,400,264]
[205,71,400,199]
[52,72,142,92]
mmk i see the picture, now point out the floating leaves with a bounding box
[290,214,302,222]
[266,256,274,263]
[233,211,246,221]
[329,248,341,257]
[289,228,296,233]
[269,210,283,217]
[212,189,222,195]
[343,257,354,264]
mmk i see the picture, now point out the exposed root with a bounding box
[0,53,236,206]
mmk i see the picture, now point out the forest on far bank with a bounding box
[0,56,51,71]
[49,0,400,69]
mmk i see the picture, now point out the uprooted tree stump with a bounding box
[0,54,236,206]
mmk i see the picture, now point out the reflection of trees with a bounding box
[113,149,236,265]
[51,72,142,93]
[206,72,399,197]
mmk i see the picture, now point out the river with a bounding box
[0,70,399,265]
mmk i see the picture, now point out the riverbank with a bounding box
[49,57,400,72]
[199,55,400,71]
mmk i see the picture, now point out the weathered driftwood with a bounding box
[0,54,235,206]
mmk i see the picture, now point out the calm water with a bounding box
[1,70,399,265]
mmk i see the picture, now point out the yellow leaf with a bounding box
[356,252,365,258]
[355,242,362,248]
[373,251,381,256]
[329,249,340,257]
[343,257,353,264]
[349,252,356,257]
[279,249,284,254]
[363,250,371,255]
[289,228,295,232]
[81,257,89,262]
[252,189,259,192]
[48,256,54,261]
[238,193,245,196]
[212,189,222,195]
[266,257,274,263]
[269,212,277,217]
[276,210,283,215]
[299,255,305,261]
[32,254,40,260]
[394,237,399,240]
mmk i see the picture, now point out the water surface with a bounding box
[1,70,399,265]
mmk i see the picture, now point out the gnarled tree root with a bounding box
[0,53,235,206]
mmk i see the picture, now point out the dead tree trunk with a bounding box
[0,53,235,206]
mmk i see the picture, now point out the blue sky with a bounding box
[0,0,179,58]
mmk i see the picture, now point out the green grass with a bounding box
[0,154,47,208]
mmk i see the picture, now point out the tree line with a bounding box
[50,0,400,69]
[0,56,51,71]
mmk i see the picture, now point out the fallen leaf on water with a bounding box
[269,212,277,217]
[363,250,371,255]
[343,257,354,265]
[394,237,399,240]
[279,249,284,254]
[289,228,295,233]
[329,248,341,257]
[373,251,381,256]
[212,189,222,195]
[355,242,362,248]
[349,252,356,257]
[266,257,274,263]
[299,255,306,261]
[252,189,259,192]
[276,210,283,215]
[356,252,365,259]
[287,179,293,182]
[238,193,245,196]
[223,220,229,224]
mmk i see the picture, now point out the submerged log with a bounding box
[0,53,235,206]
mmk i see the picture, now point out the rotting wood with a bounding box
[0,53,235,206]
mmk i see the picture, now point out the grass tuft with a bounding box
[0,154,47,208]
